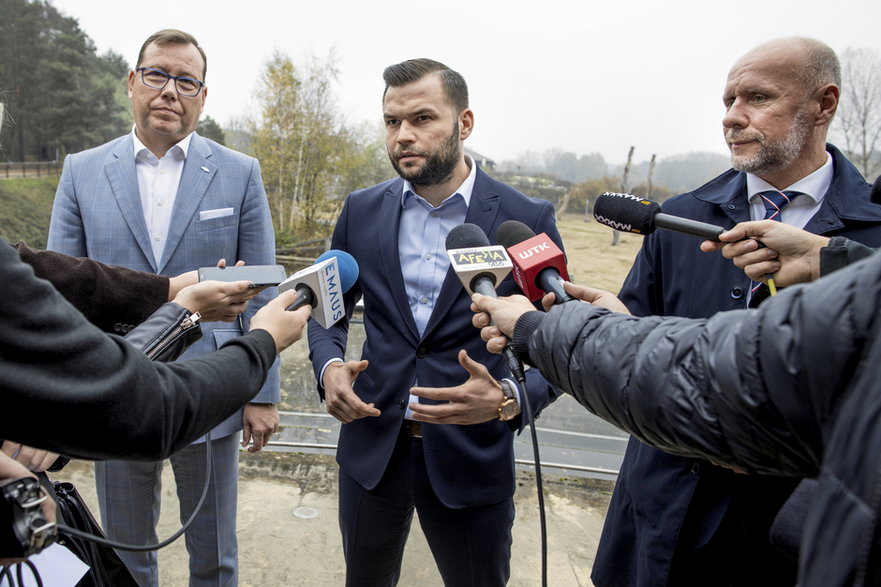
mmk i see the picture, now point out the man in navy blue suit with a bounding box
[307,58,562,586]
[592,37,881,587]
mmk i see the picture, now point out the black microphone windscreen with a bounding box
[872,175,881,206]
[593,192,661,234]
[496,220,536,249]
[445,223,490,250]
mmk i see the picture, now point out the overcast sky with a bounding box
[49,0,881,165]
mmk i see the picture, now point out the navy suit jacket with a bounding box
[308,166,563,508]
[592,144,881,586]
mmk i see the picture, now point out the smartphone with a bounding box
[197,264,287,287]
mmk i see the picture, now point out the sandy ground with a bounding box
[55,454,612,586]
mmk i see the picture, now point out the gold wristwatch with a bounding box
[497,379,521,421]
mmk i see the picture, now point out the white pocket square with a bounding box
[199,207,234,221]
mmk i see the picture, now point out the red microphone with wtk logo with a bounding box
[496,220,573,304]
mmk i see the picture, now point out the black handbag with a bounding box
[51,481,138,587]
[45,305,202,585]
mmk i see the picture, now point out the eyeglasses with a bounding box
[136,67,205,97]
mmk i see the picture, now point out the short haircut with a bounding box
[795,37,841,92]
[137,29,207,80]
[382,58,468,112]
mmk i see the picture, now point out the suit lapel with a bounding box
[378,183,421,342]
[105,138,157,271]
[159,133,216,272]
[421,170,500,340]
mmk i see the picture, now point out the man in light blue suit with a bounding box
[47,29,279,586]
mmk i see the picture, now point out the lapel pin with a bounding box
[201,166,210,173]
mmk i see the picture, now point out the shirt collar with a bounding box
[400,155,477,209]
[746,151,833,205]
[131,125,193,162]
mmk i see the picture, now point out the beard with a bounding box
[389,122,461,186]
[728,107,813,175]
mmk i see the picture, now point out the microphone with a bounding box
[445,223,524,382]
[496,220,573,304]
[594,191,725,241]
[445,223,513,296]
[279,249,359,328]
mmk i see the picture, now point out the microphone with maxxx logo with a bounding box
[594,191,725,241]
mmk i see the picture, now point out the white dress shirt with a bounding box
[132,130,193,264]
[746,151,834,229]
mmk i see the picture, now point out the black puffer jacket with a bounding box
[515,250,881,586]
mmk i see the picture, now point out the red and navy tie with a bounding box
[749,190,800,307]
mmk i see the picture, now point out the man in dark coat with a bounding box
[469,235,881,586]
[596,37,881,586]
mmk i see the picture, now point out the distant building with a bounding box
[466,147,496,171]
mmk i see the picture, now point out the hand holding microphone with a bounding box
[594,191,789,294]
[248,289,311,355]
[699,220,830,286]
[280,249,359,328]
[469,293,536,354]
[471,282,632,357]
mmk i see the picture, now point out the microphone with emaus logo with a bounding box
[594,191,725,241]
[279,249,359,328]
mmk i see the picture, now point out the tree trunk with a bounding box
[612,146,635,246]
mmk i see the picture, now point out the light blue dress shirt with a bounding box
[398,167,475,335]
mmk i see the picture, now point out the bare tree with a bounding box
[646,154,657,199]
[834,47,881,180]
[612,146,635,246]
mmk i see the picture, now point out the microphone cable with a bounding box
[503,345,548,587]
[56,433,214,552]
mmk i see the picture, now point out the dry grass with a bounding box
[555,212,643,294]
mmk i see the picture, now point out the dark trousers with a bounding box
[338,425,514,587]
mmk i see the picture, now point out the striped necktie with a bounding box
[749,190,801,307]
[759,190,797,221]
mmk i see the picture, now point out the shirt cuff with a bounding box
[501,378,523,406]
[318,357,344,389]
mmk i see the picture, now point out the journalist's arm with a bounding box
[485,251,881,476]
[0,240,307,461]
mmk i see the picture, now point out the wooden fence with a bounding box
[0,161,63,179]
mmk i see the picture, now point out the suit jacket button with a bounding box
[690,462,702,475]
[114,322,122,332]
[730,287,744,300]
[416,346,427,358]
[398,399,406,409]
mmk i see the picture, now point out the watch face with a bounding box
[499,398,521,421]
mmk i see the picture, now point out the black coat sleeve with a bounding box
[0,239,277,461]
[522,250,881,476]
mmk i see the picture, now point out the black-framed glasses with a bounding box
[136,67,205,97]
